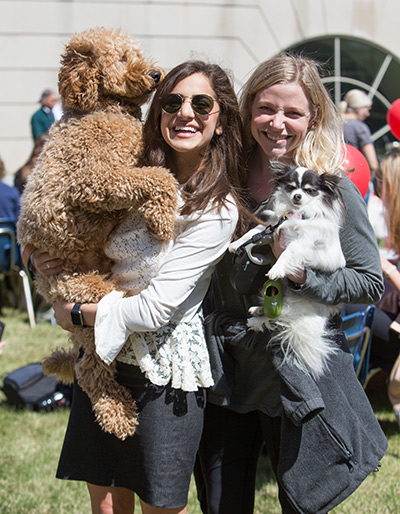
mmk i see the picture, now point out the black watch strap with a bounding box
[70,302,86,327]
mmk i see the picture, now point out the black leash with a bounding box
[234,216,287,259]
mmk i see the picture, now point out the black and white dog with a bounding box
[229,162,346,377]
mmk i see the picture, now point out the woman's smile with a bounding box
[262,130,288,142]
[173,124,199,136]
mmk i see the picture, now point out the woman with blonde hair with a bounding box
[340,88,379,176]
[372,149,400,429]
[195,54,386,514]
[379,149,400,255]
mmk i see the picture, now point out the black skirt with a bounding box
[56,361,206,509]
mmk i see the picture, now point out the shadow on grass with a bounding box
[367,389,400,440]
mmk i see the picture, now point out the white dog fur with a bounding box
[229,162,346,377]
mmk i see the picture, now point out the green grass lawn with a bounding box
[0,307,399,513]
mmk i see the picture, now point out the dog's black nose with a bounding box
[149,69,162,84]
[293,194,302,203]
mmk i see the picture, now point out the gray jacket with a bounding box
[205,311,387,514]
[204,175,387,513]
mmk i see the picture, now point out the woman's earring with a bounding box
[309,118,317,130]
[215,127,223,136]
[310,106,320,130]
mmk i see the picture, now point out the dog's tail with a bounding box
[269,309,337,378]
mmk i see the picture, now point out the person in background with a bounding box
[14,133,53,323]
[372,149,400,428]
[0,155,20,219]
[23,60,248,514]
[194,54,386,514]
[30,89,58,141]
[0,156,21,313]
[52,96,63,121]
[340,88,379,177]
[14,133,48,195]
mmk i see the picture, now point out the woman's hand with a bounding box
[31,249,64,276]
[271,230,285,260]
[53,300,98,331]
[380,252,396,275]
[53,301,75,331]
[272,231,306,285]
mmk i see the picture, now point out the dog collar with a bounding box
[283,210,304,220]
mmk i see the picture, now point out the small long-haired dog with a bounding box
[229,162,346,377]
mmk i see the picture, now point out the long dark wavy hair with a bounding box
[143,60,248,229]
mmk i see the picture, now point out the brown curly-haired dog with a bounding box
[17,27,178,440]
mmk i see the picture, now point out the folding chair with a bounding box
[341,305,375,388]
[0,218,35,327]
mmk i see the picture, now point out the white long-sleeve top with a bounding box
[95,193,238,391]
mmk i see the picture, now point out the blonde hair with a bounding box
[339,89,372,114]
[380,150,400,254]
[239,53,344,175]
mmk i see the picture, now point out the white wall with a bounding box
[1,0,400,178]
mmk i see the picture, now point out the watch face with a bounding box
[71,304,84,326]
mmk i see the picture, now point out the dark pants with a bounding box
[194,403,299,514]
[343,304,400,370]
[370,307,400,369]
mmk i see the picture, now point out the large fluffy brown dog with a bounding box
[17,27,178,440]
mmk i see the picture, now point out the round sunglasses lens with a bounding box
[162,94,182,114]
[192,95,214,115]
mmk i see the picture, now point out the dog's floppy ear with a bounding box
[319,172,341,195]
[58,44,100,112]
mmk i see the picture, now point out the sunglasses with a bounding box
[161,93,218,116]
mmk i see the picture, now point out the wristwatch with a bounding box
[70,303,86,327]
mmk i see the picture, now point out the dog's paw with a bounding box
[247,316,268,332]
[268,263,285,280]
[248,306,264,317]
[94,394,139,440]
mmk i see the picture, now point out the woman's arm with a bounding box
[95,201,239,364]
[51,201,239,360]
[289,174,384,305]
[53,300,97,330]
[381,253,400,292]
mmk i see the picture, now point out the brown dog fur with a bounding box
[17,27,178,440]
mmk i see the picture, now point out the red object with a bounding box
[387,98,400,140]
[342,144,371,198]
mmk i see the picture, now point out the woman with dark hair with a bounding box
[14,133,48,195]
[143,61,247,222]
[26,60,247,514]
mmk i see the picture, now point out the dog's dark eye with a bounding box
[285,185,296,192]
[304,187,318,196]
